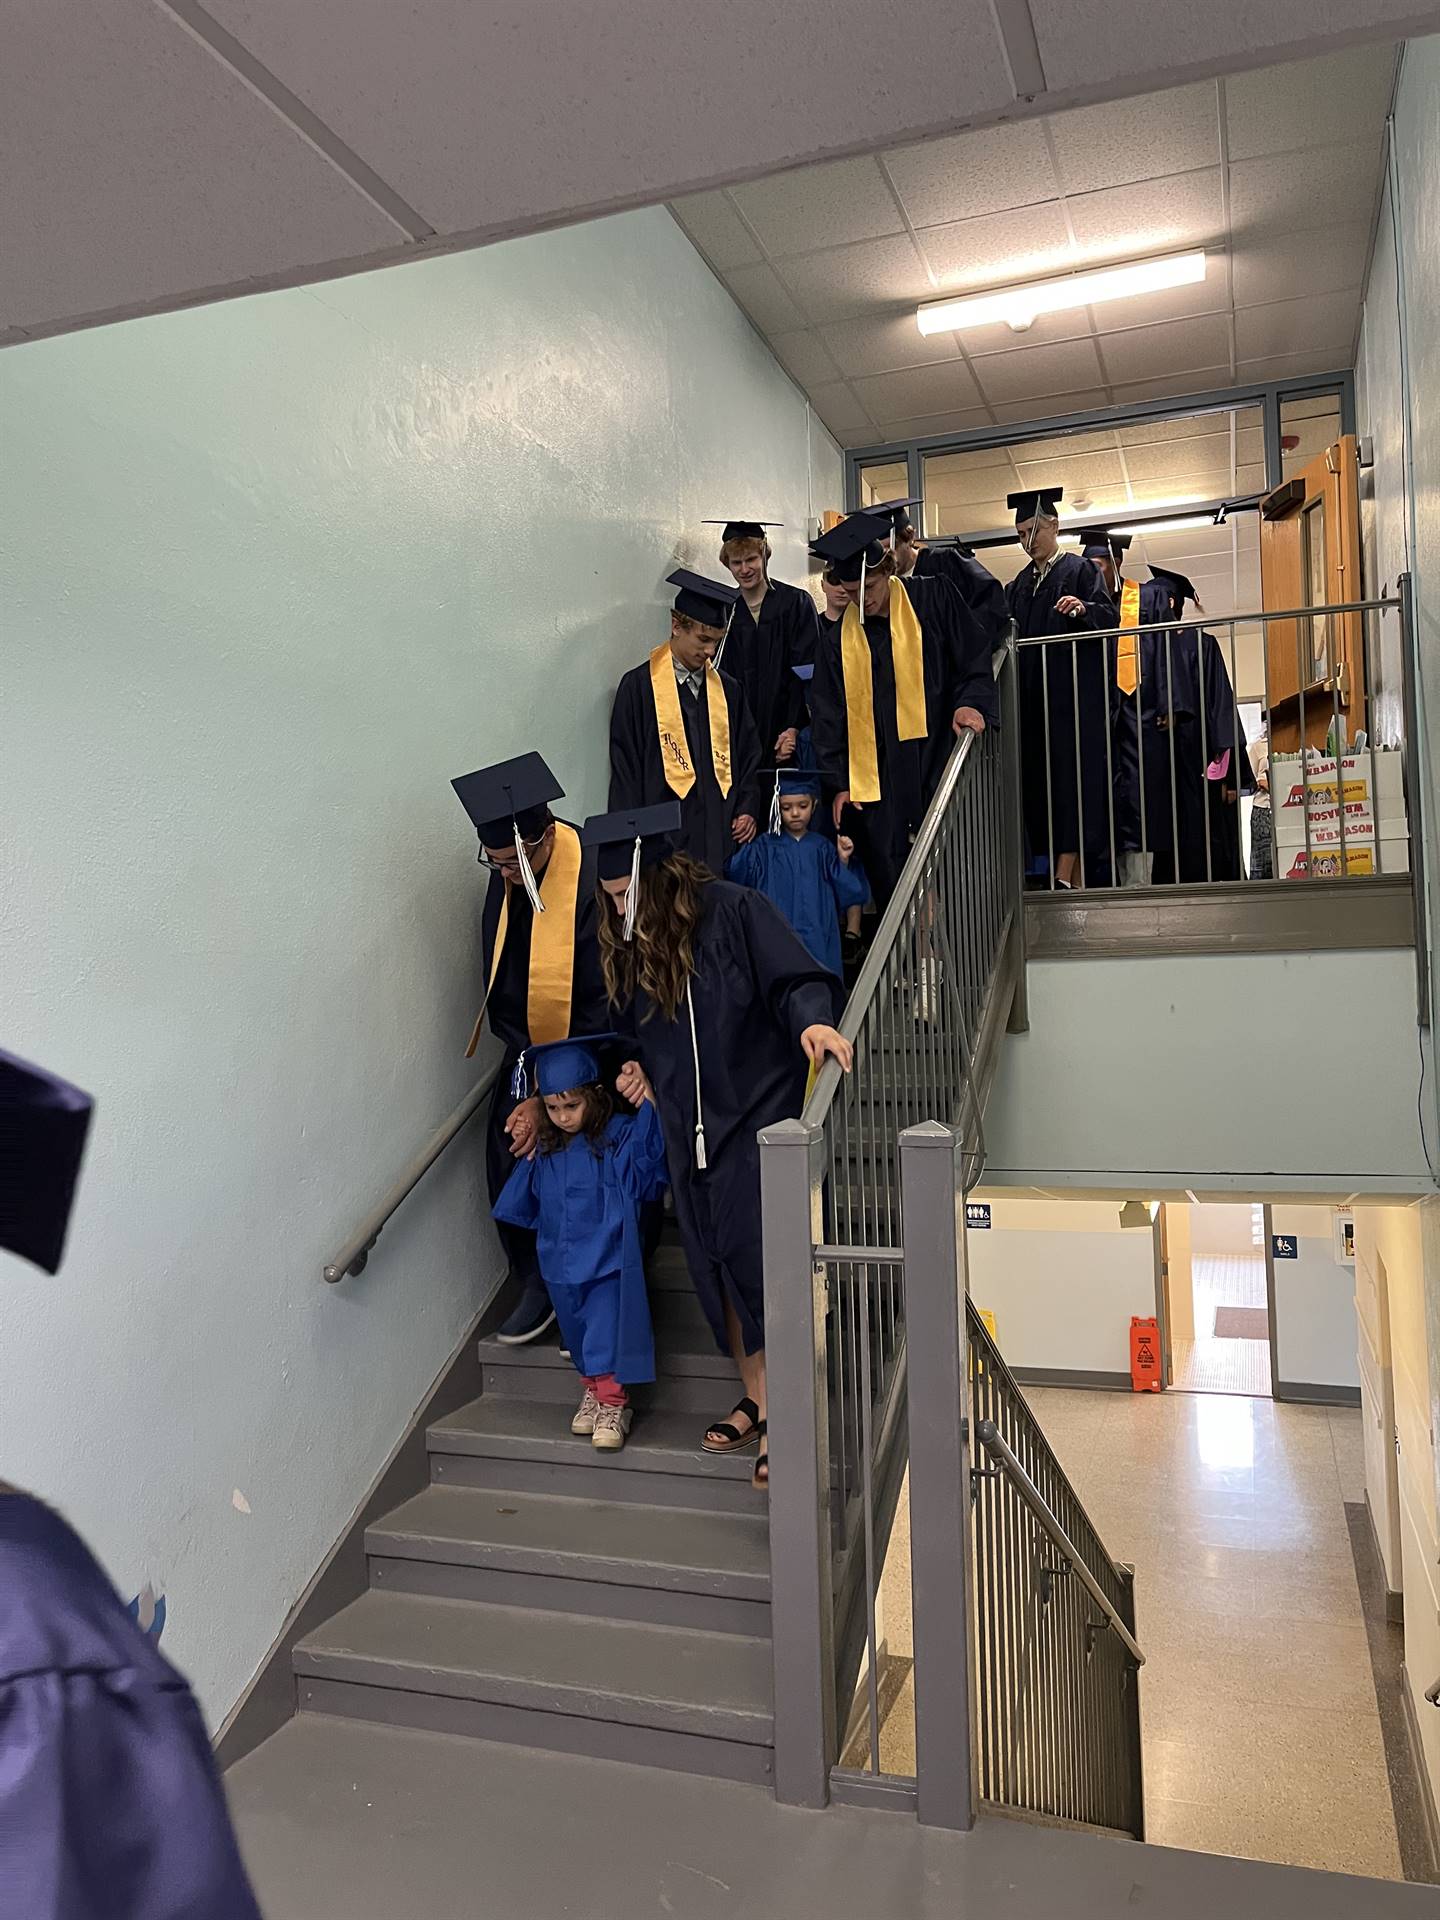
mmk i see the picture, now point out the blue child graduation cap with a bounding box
[523,1033,627,1098]
[580,802,682,943]
[759,765,821,835]
[1,1050,94,1275]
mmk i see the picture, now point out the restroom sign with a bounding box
[966,1202,991,1229]
[1272,1233,1298,1260]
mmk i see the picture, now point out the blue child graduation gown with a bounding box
[619,882,841,1358]
[0,1492,263,1919]
[494,1101,669,1382]
[726,830,868,978]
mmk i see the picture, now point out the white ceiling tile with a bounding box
[1099,312,1233,383]
[1235,348,1353,383]
[1228,142,1382,238]
[721,261,806,333]
[1119,413,1253,448]
[852,361,984,421]
[730,156,905,256]
[990,389,1110,425]
[1225,44,1397,162]
[0,0,401,331]
[959,308,1094,356]
[773,235,933,323]
[1234,290,1360,361]
[1111,370,1246,405]
[809,380,877,434]
[1066,169,1225,261]
[1048,82,1220,195]
[818,310,966,377]
[1089,252,1232,331]
[1231,223,1369,308]
[767,329,843,385]
[1008,425,1119,462]
[1234,460,1267,490]
[882,120,1058,228]
[833,423,889,450]
[669,192,762,271]
[972,336,1105,403]
[879,407,994,441]
[1122,438,1234,484]
[916,202,1076,292]
[1013,449,1126,492]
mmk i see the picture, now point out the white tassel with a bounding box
[510,1051,527,1100]
[715,606,735,673]
[515,826,545,914]
[686,980,707,1168]
[768,771,783,837]
[621,835,641,943]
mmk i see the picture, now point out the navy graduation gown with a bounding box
[726,830,867,978]
[620,882,841,1357]
[494,1102,668,1382]
[0,1493,263,1920]
[911,546,1011,645]
[480,834,609,1283]
[1112,579,1188,866]
[1174,629,1255,882]
[810,575,998,905]
[608,662,762,875]
[722,579,819,757]
[1006,552,1117,885]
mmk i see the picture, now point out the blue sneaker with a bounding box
[495,1279,557,1345]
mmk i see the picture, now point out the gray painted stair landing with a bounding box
[292,1231,774,1784]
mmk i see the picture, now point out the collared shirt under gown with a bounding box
[608,662,762,875]
[809,574,999,904]
[494,1101,669,1383]
[0,1492,263,1920]
[617,880,841,1358]
[722,578,819,757]
[726,829,867,978]
[1006,551,1117,885]
[480,833,609,1284]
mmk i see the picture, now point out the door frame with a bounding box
[1263,1203,1282,1398]
[1153,1204,1173,1387]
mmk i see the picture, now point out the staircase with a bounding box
[291,1229,776,1785]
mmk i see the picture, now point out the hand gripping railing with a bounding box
[761,639,1026,1811]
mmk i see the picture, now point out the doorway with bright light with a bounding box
[1161,1201,1274,1397]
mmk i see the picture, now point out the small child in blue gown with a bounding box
[726,770,868,980]
[493,1034,668,1450]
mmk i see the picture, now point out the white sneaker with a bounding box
[592,1403,632,1451]
[571,1388,600,1436]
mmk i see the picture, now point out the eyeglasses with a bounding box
[478,830,550,873]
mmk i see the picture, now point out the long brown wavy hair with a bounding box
[536,1081,616,1157]
[597,851,711,1023]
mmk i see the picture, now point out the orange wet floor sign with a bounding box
[1130,1316,1162,1392]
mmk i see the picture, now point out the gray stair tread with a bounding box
[369,1484,770,1596]
[431,1397,759,1482]
[478,1335,733,1379]
[295,1590,773,1741]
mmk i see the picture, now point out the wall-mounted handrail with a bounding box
[1014,590,1401,647]
[973,1418,1145,1667]
[322,1061,501,1283]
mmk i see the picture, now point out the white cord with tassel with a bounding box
[514,825,545,914]
[768,770,782,837]
[685,980,707,1169]
[621,834,641,944]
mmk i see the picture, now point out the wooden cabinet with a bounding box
[1259,433,1364,753]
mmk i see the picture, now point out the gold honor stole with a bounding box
[649,644,732,798]
[840,577,927,803]
[1117,580,1142,696]
[465,821,582,1058]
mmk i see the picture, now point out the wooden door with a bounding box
[1259,434,1364,752]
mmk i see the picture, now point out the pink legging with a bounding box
[584,1374,628,1407]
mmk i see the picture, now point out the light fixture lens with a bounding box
[917,250,1207,336]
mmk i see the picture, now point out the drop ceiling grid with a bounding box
[672,43,1393,447]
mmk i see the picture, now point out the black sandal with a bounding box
[751,1424,769,1491]
[702,1397,761,1454]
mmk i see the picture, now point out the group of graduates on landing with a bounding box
[451,492,1250,1483]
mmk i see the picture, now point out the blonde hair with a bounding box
[597,853,711,1023]
[720,535,770,568]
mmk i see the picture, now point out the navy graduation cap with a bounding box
[808,510,890,582]
[1008,487,1063,522]
[1,1050,94,1275]
[703,518,783,544]
[1078,525,1131,561]
[581,802,682,940]
[667,568,742,628]
[451,752,563,846]
[1149,564,1203,611]
[867,496,924,532]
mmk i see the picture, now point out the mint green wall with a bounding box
[0,206,839,1724]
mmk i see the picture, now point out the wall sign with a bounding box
[1272,1233,1298,1260]
[965,1202,992,1230]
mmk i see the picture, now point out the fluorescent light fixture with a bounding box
[917,250,1207,336]
[1117,515,1217,536]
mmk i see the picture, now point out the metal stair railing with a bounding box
[898,1126,1144,1836]
[761,638,1026,1812]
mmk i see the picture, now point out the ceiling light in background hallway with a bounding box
[916,251,1207,336]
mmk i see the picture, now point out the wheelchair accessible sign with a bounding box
[1272,1233,1298,1259]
